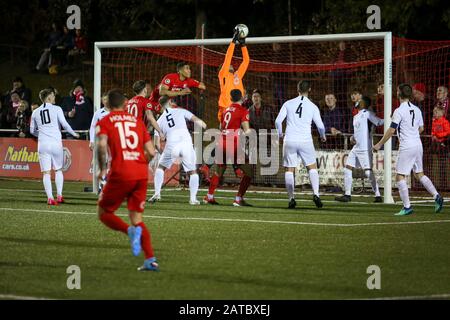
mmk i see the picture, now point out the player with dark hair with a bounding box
[374,84,444,215]
[96,89,159,271]
[204,89,253,206]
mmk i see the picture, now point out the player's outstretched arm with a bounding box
[313,108,327,142]
[237,45,250,77]
[96,134,108,179]
[144,140,156,162]
[30,112,39,137]
[241,121,251,135]
[219,41,236,78]
[191,115,207,130]
[145,110,165,141]
[373,127,396,151]
[275,105,287,138]
[159,84,191,97]
[89,112,99,149]
[57,108,79,138]
[368,111,384,127]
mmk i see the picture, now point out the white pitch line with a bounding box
[367,293,450,300]
[0,294,54,300]
[0,207,449,228]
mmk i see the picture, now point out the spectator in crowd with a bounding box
[350,87,363,116]
[374,83,400,134]
[321,93,349,150]
[36,23,62,72]
[248,89,274,132]
[431,106,450,144]
[68,29,88,66]
[16,100,30,138]
[55,26,75,67]
[3,77,32,105]
[435,86,449,118]
[61,79,93,138]
[5,92,22,129]
[331,41,352,106]
[412,83,431,133]
[430,106,449,189]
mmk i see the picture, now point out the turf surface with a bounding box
[0,178,449,300]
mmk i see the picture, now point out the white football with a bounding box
[236,24,249,39]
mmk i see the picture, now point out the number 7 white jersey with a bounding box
[155,107,194,144]
[275,95,325,142]
[30,103,77,144]
[391,101,424,149]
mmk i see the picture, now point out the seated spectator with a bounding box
[36,23,62,72]
[248,89,274,132]
[61,79,93,138]
[55,26,75,67]
[431,106,450,145]
[68,29,87,67]
[322,93,349,150]
[3,77,31,105]
[435,86,449,118]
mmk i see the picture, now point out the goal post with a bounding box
[93,32,394,203]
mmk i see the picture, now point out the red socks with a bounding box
[208,174,220,195]
[136,222,155,259]
[237,175,251,198]
[99,212,129,234]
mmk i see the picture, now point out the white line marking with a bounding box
[366,293,450,300]
[0,294,54,300]
[0,207,449,227]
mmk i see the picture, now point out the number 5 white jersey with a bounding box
[30,103,77,144]
[155,107,194,144]
[275,95,325,142]
[391,101,424,149]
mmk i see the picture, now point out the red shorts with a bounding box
[216,135,246,168]
[98,179,148,213]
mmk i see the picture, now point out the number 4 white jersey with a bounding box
[391,101,424,149]
[30,103,77,144]
[275,95,325,142]
[155,107,194,144]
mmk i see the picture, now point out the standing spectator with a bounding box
[374,83,400,134]
[430,106,449,189]
[248,89,274,131]
[16,100,30,138]
[5,92,22,129]
[3,77,32,105]
[321,93,349,150]
[412,83,431,133]
[350,87,363,116]
[61,79,94,138]
[435,86,449,118]
[36,23,62,72]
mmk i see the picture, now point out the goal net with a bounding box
[94,33,450,199]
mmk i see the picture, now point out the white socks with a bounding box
[344,168,352,196]
[43,173,53,200]
[419,175,438,199]
[285,172,295,200]
[55,170,64,197]
[189,173,199,202]
[397,179,411,208]
[365,169,381,197]
[309,169,320,196]
[154,168,164,196]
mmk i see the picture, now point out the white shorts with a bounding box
[283,140,317,168]
[346,148,372,169]
[158,142,196,172]
[38,142,63,172]
[396,145,423,176]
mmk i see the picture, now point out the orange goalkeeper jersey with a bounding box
[218,43,249,109]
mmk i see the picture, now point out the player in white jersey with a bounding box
[275,80,326,209]
[89,94,110,193]
[335,96,384,203]
[374,84,444,215]
[148,96,207,205]
[30,88,79,205]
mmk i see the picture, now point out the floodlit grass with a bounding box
[0,179,449,300]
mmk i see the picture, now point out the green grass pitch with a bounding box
[0,178,449,300]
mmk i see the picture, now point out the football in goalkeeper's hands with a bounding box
[235,24,249,39]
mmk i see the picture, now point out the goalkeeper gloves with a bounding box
[232,27,240,44]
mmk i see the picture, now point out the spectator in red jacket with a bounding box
[432,106,450,143]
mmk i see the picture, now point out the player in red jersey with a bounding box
[96,89,159,272]
[204,89,253,207]
[150,62,206,105]
[126,80,164,138]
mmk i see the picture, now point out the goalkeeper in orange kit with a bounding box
[199,27,250,181]
[217,27,250,125]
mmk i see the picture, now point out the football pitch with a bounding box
[0,178,449,300]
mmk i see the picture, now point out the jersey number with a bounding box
[127,104,138,118]
[223,112,232,129]
[409,110,415,127]
[115,122,138,149]
[40,109,51,125]
[166,114,175,128]
[296,103,303,118]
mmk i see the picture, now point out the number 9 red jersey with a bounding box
[221,103,250,131]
